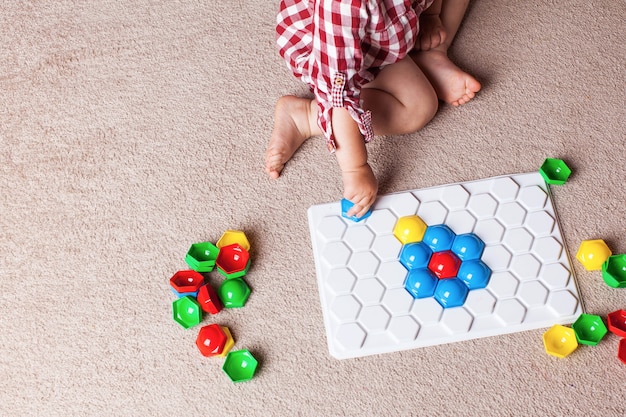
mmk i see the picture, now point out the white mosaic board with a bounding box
[308,173,583,359]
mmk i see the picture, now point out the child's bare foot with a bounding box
[265,96,318,179]
[411,49,481,106]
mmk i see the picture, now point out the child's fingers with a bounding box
[347,196,374,218]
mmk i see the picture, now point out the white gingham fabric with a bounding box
[277,0,433,151]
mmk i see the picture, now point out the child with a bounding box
[266,0,481,218]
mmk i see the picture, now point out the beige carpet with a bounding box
[1,1,625,416]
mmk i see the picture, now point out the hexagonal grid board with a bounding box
[307,173,583,359]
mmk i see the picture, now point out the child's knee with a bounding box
[405,88,438,132]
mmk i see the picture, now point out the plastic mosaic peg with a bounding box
[602,254,626,288]
[196,324,234,357]
[307,172,583,359]
[543,324,578,358]
[222,349,259,382]
[576,239,612,271]
[572,313,607,346]
[341,198,372,222]
[170,270,205,298]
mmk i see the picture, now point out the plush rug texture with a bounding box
[1,1,625,416]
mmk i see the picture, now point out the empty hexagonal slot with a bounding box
[503,228,534,253]
[382,288,415,315]
[388,316,420,343]
[572,314,607,346]
[335,323,367,351]
[494,299,526,325]
[377,261,410,288]
[546,290,579,317]
[510,254,541,281]
[440,185,470,210]
[330,295,362,323]
[467,193,498,219]
[532,237,563,262]
[358,305,391,332]
[353,278,385,305]
[383,192,420,217]
[481,245,512,271]
[539,158,571,185]
[464,290,497,316]
[445,210,477,235]
[317,216,347,241]
[348,251,380,277]
[543,325,578,358]
[517,281,549,308]
[372,234,403,262]
[487,271,519,298]
[602,254,626,288]
[344,225,375,251]
[411,297,444,324]
[365,209,397,234]
[417,201,448,225]
[490,177,520,201]
[518,186,548,210]
[540,263,571,289]
[326,268,357,295]
[474,218,505,244]
[441,308,474,334]
[322,242,352,268]
[525,211,555,236]
[497,202,527,227]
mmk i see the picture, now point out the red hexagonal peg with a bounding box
[618,339,626,365]
[428,250,462,279]
[607,309,626,337]
[197,283,223,314]
[196,324,233,357]
[216,243,251,279]
[169,270,205,296]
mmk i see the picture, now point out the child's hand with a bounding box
[418,14,447,51]
[342,163,378,219]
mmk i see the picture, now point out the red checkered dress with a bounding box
[276,0,433,152]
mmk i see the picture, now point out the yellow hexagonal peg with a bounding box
[216,230,251,252]
[218,326,235,357]
[543,324,578,358]
[576,239,611,271]
[393,215,427,245]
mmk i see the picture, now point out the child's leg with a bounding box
[361,56,439,135]
[265,96,320,179]
[265,57,438,179]
[411,0,481,106]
